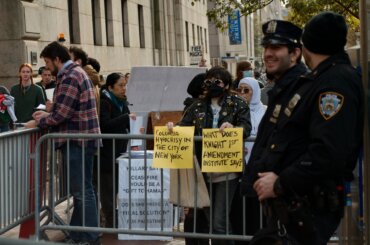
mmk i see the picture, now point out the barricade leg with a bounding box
[19,132,45,238]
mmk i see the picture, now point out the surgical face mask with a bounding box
[243,70,254,78]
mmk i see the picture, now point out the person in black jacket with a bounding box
[181,72,209,245]
[169,66,251,245]
[235,20,307,245]
[183,73,206,112]
[242,12,364,245]
[99,72,136,228]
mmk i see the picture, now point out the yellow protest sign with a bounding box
[153,126,194,169]
[201,128,243,172]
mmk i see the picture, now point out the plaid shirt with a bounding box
[39,62,101,148]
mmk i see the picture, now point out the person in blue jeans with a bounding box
[61,142,98,241]
[26,41,101,245]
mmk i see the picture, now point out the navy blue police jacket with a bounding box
[241,53,364,198]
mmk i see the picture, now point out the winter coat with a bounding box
[99,90,130,173]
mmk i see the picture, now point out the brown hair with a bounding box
[236,61,252,80]
[19,63,33,85]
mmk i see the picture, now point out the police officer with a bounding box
[242,12,364,245]
[237,19,307,243]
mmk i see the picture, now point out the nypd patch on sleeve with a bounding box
[319,92,344,120]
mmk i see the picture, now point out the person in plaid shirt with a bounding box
[26,41,101,245]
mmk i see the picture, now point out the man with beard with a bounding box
[25,41,101,245]
[242,13,363,245]
[168,66,251,245]
[237,20,306,244]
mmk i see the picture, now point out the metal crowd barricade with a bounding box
[31,133,361,243]
[0,128,47,238]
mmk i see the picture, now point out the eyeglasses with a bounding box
[236,88,250,94]
[204,79,223,86]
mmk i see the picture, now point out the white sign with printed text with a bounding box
[118,154,172,240]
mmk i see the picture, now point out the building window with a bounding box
[185,21,189,52]
[68,0,80,44]
[138,4,145,48]
[197,25,200,45]
[121,0,130,47]
[200,26,203,48]
[192,23,195,46]
[153,1,161,49]
[104,0,114,46]
[91,0,102,45]
[204,28,207,53]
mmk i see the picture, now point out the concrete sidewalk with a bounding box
[1,200,185,245]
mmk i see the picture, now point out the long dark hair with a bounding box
[101,72,123,91]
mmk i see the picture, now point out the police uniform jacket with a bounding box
[178,94,252,164]
[242,53,364,198]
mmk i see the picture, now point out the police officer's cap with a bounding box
[261,20,302,47]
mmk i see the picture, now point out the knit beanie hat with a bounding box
[302,11,347,55]
[187,73,206,98]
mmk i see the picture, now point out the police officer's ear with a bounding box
[290,47,302,64]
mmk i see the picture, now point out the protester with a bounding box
[87,57,105,87]
[231,61,253,89]
[124,72,130,83]
[25,41,101,245]
[168,66,251,245]
[98,72,135,228]
[10,63,45,122]
[69,47,102,114]
[36,66,56,101]
[0,86,17,132]
[183,73,206,112]
[236,77,266,163]
[242,13,364,245]
[181,72,209,245]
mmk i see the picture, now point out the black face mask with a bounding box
[207,84,224,98]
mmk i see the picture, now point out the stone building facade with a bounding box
[0,0,209,88]
[208,0,283,75]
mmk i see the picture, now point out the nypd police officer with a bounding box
[242,12,364,245]
[238,19,307,243]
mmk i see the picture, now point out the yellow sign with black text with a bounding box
[153,126,194,169]
[201,128,243,172]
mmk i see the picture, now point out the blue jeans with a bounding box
[209,178,239,245]
[0,124,9,133]
[61,142,98,242]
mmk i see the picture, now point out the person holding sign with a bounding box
[98,72,136,228]
[168,66,251,245]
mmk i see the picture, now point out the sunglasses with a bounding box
[204,79,223,86]
[236,88,250,94]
